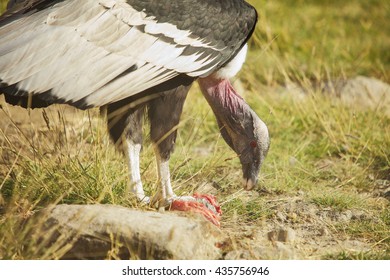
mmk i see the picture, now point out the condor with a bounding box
[0,0,269,211]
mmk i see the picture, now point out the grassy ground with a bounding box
[0,0,389,259]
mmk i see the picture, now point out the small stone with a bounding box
[267,227,297,243]
[278,227,297,243]
[267,230,278,242]
[318,227,329,236]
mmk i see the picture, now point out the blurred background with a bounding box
[247,0,389,83]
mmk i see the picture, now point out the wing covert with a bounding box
[0,0,257,108]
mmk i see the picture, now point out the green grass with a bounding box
[309,190,365,212]
[1,0,389,259]
[248,0,390,83]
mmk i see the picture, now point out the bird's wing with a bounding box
[0,0,257,108]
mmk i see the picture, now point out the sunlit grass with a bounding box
[0,0,389,259]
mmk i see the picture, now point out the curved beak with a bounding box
[242,163,259,190]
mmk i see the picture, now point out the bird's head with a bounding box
[228,107,269,190]
[198,77,270,190]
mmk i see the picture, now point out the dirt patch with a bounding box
[219,192,382,259]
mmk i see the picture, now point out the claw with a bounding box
[137,195,150,205]
[151,191,178,211]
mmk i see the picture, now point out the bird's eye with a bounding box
[250,140,257,148]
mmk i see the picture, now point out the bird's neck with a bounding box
[198,76,244,116]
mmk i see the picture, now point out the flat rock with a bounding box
[38,204,223,260]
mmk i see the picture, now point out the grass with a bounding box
[0,0,389,259]
[248,0,390,83]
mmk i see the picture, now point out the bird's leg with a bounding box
[148,86,190,210]
[124,132,148,203]
[105,103,149,203]
[154,150,174,209]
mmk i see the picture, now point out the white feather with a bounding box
[214,44,248,79]
[0,0,225,107]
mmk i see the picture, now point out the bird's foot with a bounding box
[151,192,174,211]
[132,192,150,205]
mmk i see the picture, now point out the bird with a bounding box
[0,0,270,211]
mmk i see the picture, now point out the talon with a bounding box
[137,195,150,205]
[151,192,173,209]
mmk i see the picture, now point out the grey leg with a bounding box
[148,85,190,209]
[105,103,149,203]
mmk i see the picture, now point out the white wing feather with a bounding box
[0,0,223,107]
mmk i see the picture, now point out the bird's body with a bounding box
[0,0,269,210]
